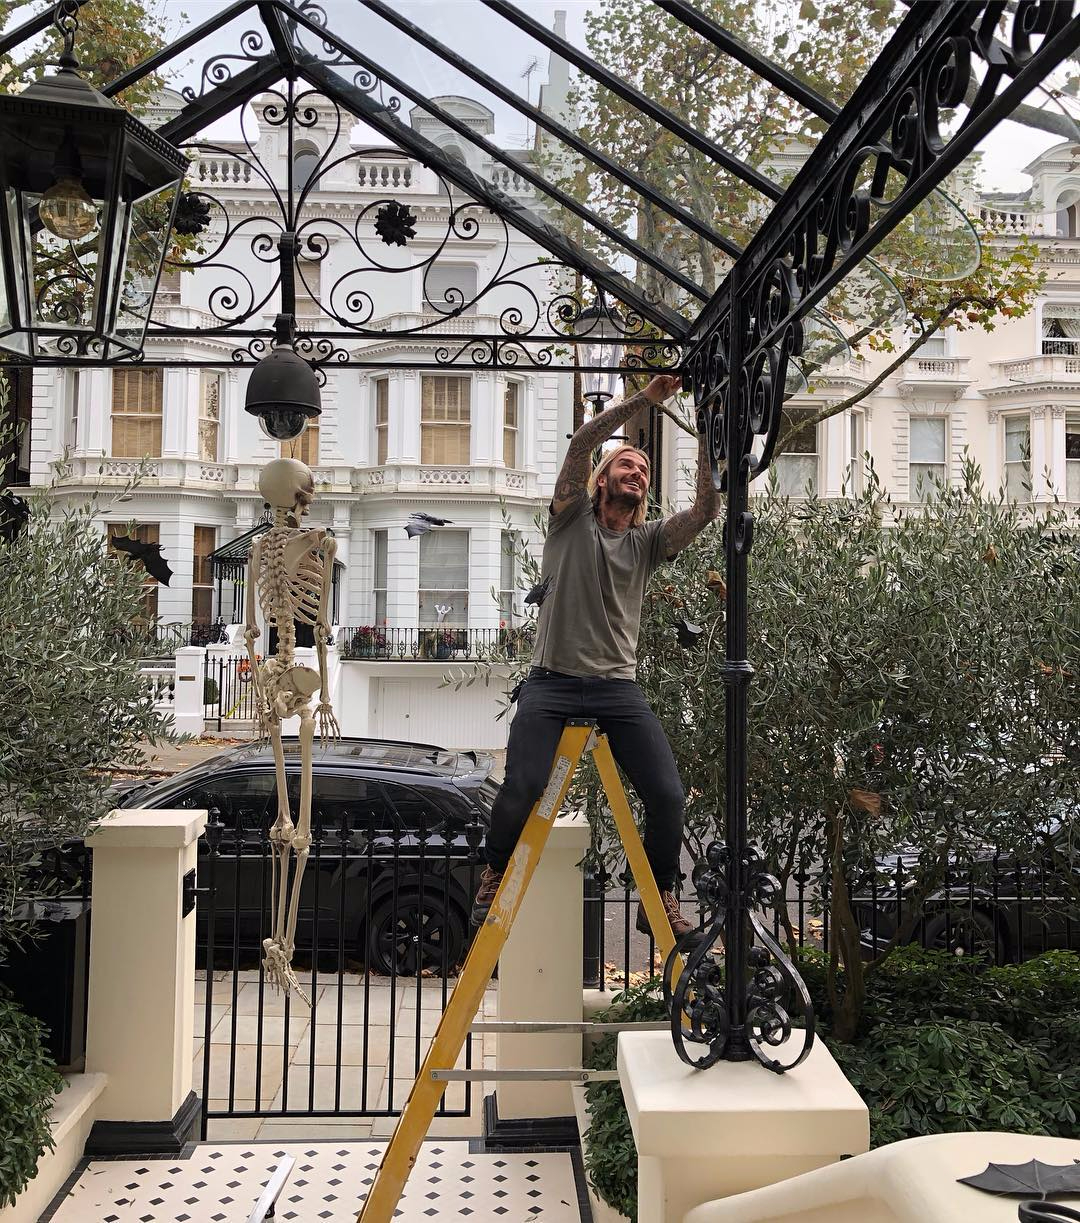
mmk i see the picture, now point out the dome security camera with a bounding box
[245,342,321,442]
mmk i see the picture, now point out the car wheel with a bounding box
[366,893,467,977]
[923,909,1006,962]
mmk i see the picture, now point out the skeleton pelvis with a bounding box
[265,664,322,714]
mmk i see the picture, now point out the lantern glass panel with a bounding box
[112,181,179,356]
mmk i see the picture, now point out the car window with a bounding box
[179,770,279,833]
[308,772,394,836]
[382,781,452,836]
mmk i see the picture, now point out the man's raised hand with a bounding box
[643,373,683,403]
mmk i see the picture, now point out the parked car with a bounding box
[112,737,496,975]
[850,806,1079,963]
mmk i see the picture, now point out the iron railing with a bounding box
[203,653,259,729]
[338,625,534,663]
[135,620,229,656]
[584,852,1080,993]
[197,801,486,1134]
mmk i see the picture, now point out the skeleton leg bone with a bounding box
[280,705,316,979]
[262,718,311,1008]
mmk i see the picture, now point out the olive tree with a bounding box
[0,492,177,959]
[633,463,1079,1040]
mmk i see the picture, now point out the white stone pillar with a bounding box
[473,371,496,465]
[84,808,207,1153]
[399,369,421,464]
[172,647,206,736]
[1030,405,1049,501]
[471,520,503,631]
[618,1031,870,1223]
[494,814,589,1126]
[1050,405,1068,499]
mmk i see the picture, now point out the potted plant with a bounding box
[350,625,385,659]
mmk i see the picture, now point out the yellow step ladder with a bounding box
[356,718,685,1223]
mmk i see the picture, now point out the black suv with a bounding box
[113,737,497,975]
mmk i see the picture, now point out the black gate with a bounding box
[197,802,482,1135]
[203,655,260,731]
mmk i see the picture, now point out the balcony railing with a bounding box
[995,353,1080,381]
[337,625,534,663]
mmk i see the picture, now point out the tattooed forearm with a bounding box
[551,389,654,510]
[659,433,721,558]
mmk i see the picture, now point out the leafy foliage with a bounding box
[0,987,64,1207]
[0,491,177,959]
[582,951,1080,1217]
[581,979,670,1223]
[629,464,1080,1038]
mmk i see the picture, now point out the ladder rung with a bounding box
[470,1020,670,1034]
[430,1068,620,1083]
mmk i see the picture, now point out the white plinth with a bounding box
[618,1030,869,1223]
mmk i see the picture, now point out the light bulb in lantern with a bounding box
[39,175,97,240]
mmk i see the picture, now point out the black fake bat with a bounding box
[959,1159,1080,1200]
[524,576,552,607]
[404,512,454,539]
[675,617,703,649]
[111,535,173,585]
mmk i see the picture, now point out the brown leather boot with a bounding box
[471,865,504,927]
[636,890,703,943]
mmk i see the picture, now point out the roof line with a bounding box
[359,0,742,258]
[481,0,783,202]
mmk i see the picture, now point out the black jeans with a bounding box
[484,668,685,891]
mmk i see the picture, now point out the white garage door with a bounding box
[374,678,510,750]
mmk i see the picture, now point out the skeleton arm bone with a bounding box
[314,536,339,740]
[243,539,266,729]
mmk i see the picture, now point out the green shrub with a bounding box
[580,951,1080,1219]
[582,979,668,1223]
[0,988,64,1207]
[827,1019,1079,1148]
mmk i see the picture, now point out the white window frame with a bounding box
[374,377,389,466]
[908,416,948,500]
[1003,413,1031,502]
[845,409,865,494]
[373,528,387,626]
[418,528,469,629]
[198,372,221,463]
[503,380,521,469]
[1065,412,1080,503]
[420,375,471,466]
[422,263,478,317]
[774,408,819,497]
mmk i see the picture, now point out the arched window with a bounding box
[1055,187,1080,237]
[293,142,320,192]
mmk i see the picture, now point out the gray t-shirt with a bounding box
[531,491,670,680]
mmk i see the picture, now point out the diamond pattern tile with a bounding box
[46,1141,582,1221]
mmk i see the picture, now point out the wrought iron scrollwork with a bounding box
[149,81,682,370]
[664,842,814,1074]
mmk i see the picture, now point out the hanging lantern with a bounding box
[574,300,626,407]
[0,2,187,361]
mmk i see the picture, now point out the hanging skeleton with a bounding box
[244,458,339,1005]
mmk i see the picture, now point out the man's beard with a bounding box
[604,483,644,512]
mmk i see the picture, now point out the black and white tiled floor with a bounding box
[45,1141,589,1222]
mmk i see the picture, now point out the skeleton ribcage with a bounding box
[258,529,325,628]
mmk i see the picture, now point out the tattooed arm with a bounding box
[551,373,682,514]
[659,429,721,558]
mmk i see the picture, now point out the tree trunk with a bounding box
[825,801,866,1043]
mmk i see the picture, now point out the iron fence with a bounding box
[584,852,1080,993]
[0,841,93,1067]
[338,625,533,663]
[203,653,260,730]
[197,800,485,1134]
[136,620,229,657]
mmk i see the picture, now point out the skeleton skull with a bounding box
[259,457,315,518]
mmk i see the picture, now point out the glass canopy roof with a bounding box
[0,0,1076,368]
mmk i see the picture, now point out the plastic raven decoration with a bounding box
[110,534,173,585]
[524,576,552,607]
[405,512,454,539]
[675,617,703,649]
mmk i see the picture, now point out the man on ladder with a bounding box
[356,372,720,1222]
[473,371,720,941]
